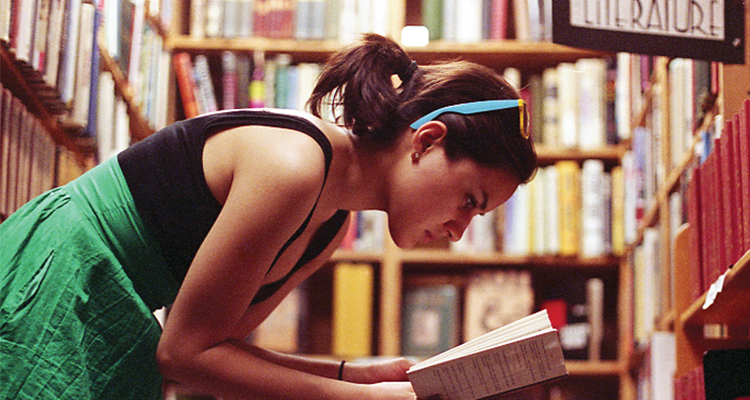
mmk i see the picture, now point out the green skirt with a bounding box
[0,157,181,399]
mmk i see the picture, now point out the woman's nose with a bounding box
[444,216,472,242]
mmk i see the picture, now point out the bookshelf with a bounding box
[0,1,170,223]
[622,3,750,399]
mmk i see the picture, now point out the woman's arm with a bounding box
[156,130,417,400]
[230,339,416,384]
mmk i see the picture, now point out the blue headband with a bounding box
[410,99,529,139]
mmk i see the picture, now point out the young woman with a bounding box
[0,34,536,399]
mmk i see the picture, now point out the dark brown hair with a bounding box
[308,34,537,183]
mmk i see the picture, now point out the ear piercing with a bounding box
[411,152,420,163]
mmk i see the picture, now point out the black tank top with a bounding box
[118,109,348,305]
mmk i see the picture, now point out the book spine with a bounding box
[173,52,200,118]
[332,262,373,357]
[193,54,218,114]
[741,100,750,253]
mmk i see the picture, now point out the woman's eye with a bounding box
[464,196,477,210]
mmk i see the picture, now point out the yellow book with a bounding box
[332,262,374,357]
[557,160,581,256]
[610,165,625,256]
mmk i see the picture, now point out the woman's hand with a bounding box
[344,357,416,384]
[367,381,444,400]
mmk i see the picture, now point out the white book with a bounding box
[454,0,482,43]
[114,97,131,153]
[0,0,11,41]
[615,53,633,141]
[581,159,607,257]
[193,54,218,114]
[43,0,66,87]
[369,0,389,36]
[68,2,95,126]
[442,0,456,41]
[576,58,607,149]
[408,310,567,400]
[557,62,579,148]
[12,0,37,63]
[96,71,117,162]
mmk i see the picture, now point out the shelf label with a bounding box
[703,271,728,310]
[552,0,746,64]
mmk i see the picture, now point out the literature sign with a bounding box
[553,0,745,64]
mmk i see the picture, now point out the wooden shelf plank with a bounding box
[164,35,610,70]
[399,249,620,268]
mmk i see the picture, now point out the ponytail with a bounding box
[308,34,414,141]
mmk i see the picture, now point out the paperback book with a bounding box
[407,310,567,400]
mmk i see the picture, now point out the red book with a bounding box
[719,121,736,266]
[699,153,712,294]
[739,99,750,254]
[687,168,704,302]
[709,139,726,287]
[173,53,199,118]
[731,112,744,261]
[490,0,509,40]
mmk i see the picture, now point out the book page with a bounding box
[410,310,551,370]
[408,330,567,400]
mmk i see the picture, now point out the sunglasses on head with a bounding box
[409,99,529,140]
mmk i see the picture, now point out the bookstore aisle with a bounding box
[2,1,750,400]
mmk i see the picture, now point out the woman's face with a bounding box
[386,146,520,249]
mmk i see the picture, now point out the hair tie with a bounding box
[398,60,418,83]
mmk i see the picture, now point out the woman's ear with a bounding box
[411,121,448,155]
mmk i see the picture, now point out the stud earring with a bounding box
[411,152,420,163]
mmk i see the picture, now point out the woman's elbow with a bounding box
[156,339,189,380]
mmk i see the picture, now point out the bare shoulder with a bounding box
[203,112,341,205]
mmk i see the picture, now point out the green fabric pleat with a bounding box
[0,157,179,399]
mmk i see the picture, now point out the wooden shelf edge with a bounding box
[330,250,384,264]
[566,360,624,377]
[330,248,622,268]
[164,35,610,70]
[680,248,750,326]
[536,144,628,164]
[400,249,621,268]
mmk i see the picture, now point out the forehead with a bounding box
[454,159,520,208]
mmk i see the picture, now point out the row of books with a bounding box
[252,264,611,364]
[527,58,616,149]
[0,70,120,223]
[95,0,171,136]
[0,84,57,221]
[0,0,169,141]
[189,0,388,43]
[1,0,101,122]
[421,0,551,43]
[686,99,750,303]
[496,159,622,258]
[527,55,710,152]
[174,51,322,118]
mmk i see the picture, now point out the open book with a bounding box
[407,310,567,400]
